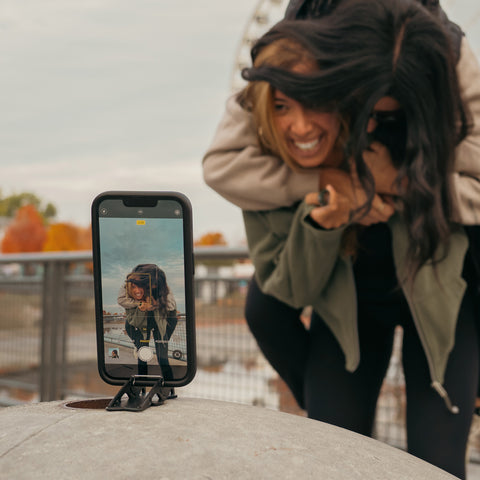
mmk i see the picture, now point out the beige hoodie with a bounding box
[203,37,480,224]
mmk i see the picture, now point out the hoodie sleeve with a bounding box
[450,37,480,224]
[117,283,139,309]
[202,95,320,210]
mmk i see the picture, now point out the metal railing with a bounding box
[0,251,92,403]
[0,248,253,405]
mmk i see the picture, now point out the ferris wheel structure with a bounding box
[230,0,290,93]
[231,0,480,92]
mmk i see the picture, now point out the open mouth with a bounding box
[290,133,326,157]
[294,138,319,151]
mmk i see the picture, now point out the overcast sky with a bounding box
[0,0,260,244]
[1,0,479,245]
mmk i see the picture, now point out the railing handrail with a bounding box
[193,246,250,260]
[0,246,250,264]
[0,251,92,263]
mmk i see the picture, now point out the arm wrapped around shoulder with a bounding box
[202,95,319,210]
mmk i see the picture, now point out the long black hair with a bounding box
[242,0,468,285]
[127,263,170,315]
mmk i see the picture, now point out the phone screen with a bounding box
[92,192,196,387]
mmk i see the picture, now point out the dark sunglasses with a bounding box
[370,109,405,125]
[369,109,407,167]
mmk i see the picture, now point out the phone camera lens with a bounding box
[137,209,144,215]
[100,208,108,216]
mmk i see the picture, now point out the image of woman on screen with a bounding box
[118,263,178,378]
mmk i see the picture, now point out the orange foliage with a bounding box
[194,231,227,246]
[77,225,92,250]
[43,223,92,252]
[1,205,47,253]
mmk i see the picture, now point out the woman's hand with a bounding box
[305,185,352,229]
[143,297,157,311]
[137,298,156,311]
[313,167,395,227]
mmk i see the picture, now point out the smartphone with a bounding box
[92,191,196,387]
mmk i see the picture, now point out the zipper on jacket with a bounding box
[402,291,460,414]
[431,381,459,414]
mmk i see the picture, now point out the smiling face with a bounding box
[130,283,145,301]
[272,89,342,168]
[242,38,345,171]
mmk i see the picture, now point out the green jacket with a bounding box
[126,307,177,341]
[243,202,469,407]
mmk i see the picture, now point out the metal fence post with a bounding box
[40,260,68,401]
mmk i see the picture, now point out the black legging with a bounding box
[125,315,174,379]
[246,277,477,479]
[245,224,479,479]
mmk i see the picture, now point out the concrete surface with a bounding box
[0,397,458,480]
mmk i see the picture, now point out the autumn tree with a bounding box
[194,232,227,247]
[41,223,93,274]
[0,192,56,220]
[77,224,92,250]
[43,223,92,252]
[1,204,47,253]
[194,231,231,267]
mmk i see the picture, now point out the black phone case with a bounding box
[91,191,196,387]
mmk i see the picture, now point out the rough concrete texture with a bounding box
[0,397,457,480]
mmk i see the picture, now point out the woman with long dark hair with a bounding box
[204,1,480,477]
[203,0,480,223]
[118,264,178,378]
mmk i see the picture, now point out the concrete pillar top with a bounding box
[1,397,456,479]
